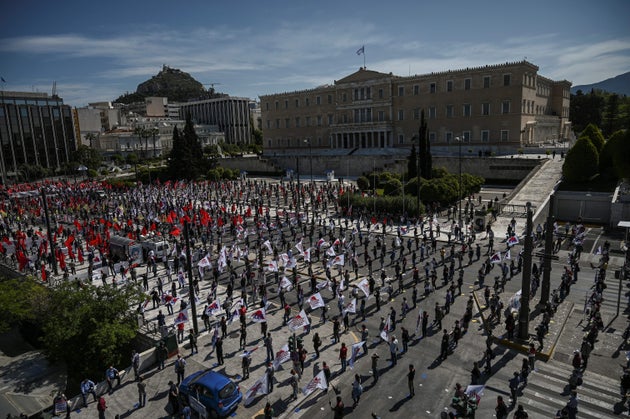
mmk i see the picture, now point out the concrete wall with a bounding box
[219,155,541,181]
[554,191,613,224]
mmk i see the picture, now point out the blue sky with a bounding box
[1,0,629,107]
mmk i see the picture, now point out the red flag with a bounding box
[41,265,47,282]
[64,234,74,248]
[170,227,181,236]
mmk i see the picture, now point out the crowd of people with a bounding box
[0,176,605,418]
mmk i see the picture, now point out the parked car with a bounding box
[179,370,242,418]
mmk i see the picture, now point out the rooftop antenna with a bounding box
[51,81,57,97]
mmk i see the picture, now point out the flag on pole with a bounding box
[288,309,310,331]
[205,298,222,316]
[243,373,269,406]
[489,252,502,264]
[263,240,273,253]
[349,341,365,369]
[295,240,304,254]
[357,278,371,298]
[343,298,357,314]
[308,292,325,310]
[280,276,293,290]
[267,260,278,272]
[250,307,267,323]
[316,280,329,291]
[303,247,311,262]
[330,254,344,266]
[174,310,189,325]
[326,246,336,257]
[380,315,391,341]
[302,370,328,396]
[507,235,519,247]
[504,250,511,260]
[273,344,291,370]
[356,46,365,55]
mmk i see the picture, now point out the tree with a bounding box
[562,136,599,182]
[570,89,604,134]
[418,110,432,180]
[599,130,624,179]
[604,94,621,137]
[407,143,418,179]
[72,144,102,170]
[580,123,605,153]
[168,115,207,180]
[612,129,630,180]
[0,278,48,333]
[37,282,143,392]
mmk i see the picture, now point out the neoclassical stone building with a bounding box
[260,60,571,156]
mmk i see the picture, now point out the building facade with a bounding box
[0,91,77,183]
[260,60,572,155]
[178,97,252,145]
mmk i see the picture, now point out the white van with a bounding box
[141,240,171,261]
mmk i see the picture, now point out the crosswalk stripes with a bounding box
[520,359,620,417]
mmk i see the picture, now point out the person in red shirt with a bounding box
[339,342,348,373]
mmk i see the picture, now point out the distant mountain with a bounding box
[571,71,630,96]
[114,65,227,104]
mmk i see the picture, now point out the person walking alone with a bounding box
[407,364,416,397]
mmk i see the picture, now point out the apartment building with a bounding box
[260,60,571,155]
[178,97,252,145]
[0,91,77,183]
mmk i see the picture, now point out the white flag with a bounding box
[243,373,268,406]
[357,278,371,299]
[205,298,222,317]
[343,298,357,314]
[504,250,511,260]
[280,276,293,290]
[308,292,325,310]
[295,240,304,254]
[489,252,502,264]
[326,246,336,257]
[302,370,327,396]
[273,344,291,370]
[349,341,365,369]
[263,240,273,254]
[380,315,391,341]
[249,307,267,323]
[267,260,278,272]
[316,280,329,291]
[288,309,310,331]
[197,255,212,268]
[303,247,311,262]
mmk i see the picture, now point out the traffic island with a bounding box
[472,290,574,362]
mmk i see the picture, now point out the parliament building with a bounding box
[260,60,571,156]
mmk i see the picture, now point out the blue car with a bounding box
[179,370,242,418]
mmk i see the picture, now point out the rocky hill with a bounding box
[114,65,227,104]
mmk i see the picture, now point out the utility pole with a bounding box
[41,188,58,276]
[183,221,199,335]
[518,202,534,340]
[296,156,300,225]
[540,193,556,306]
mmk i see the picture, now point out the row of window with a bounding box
[265,74,514,111]
[265,100,512,128]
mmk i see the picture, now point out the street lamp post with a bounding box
[456,137,462,226]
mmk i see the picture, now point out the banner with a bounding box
[280,276,293,290]
[348,341,365,369]
[174,310,189,325]
[205,298,222,317]
[273,344,291,370]
[507,235,519,247]
[308,292,325,310]
[343,298,357,314]
[302,370,327,396]
[357,278,371,299]
[243,373,269,406]
[489,252,502,264]
[288,309,310,331]
[250,308,267,323]
[380,316,391,341]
